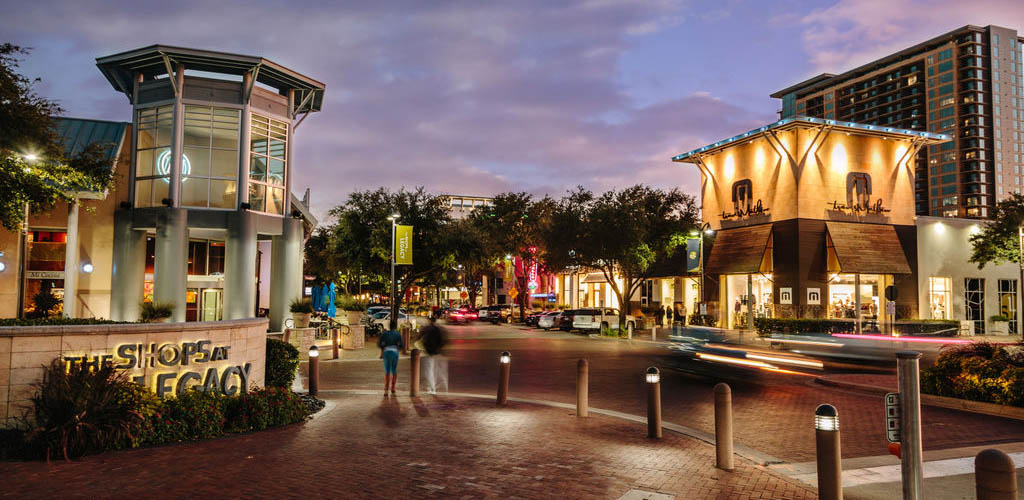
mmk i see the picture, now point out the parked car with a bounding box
[446,306,478,325]
[537,311,561,330]
[558,309,579,331]
[573,308,637,333]
[478,304,514,324]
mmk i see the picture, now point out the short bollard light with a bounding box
[497,351,511,405]
[814,404,842,500]
[308,345,320,398]
[646,367,662,439]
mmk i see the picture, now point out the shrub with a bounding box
[990,315,1011,322]
[32,291,61,318]
[921,342,1024,407]
[266,338,300,388]
[225,390,272,432]
[336,295,367,312]
[155,390,226,440]
[24,360,144,461]
[139,301,174,322]
[290,297,313,313]
[259,386,311,426]
[688,314,718,327]
[754,318,853,336]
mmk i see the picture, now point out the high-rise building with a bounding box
[772,25,1024,218]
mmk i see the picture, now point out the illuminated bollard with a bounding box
[497,351,511,405]
[308,345,320,398]
[975,448,1017,500]
[815,404,842,500]
[646,367,661,439]
[577,359,589,418]
[410,349,421,397]
[714,382,734,471]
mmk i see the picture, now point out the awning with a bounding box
[582,272,609,284]
[825,221,911,274]
[705,224,773,274]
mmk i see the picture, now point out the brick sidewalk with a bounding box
[0,394,816,499]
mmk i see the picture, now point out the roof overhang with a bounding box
[96,45,325,114]
[671,116,951,164]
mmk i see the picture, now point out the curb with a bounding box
[320,389,784,467]
[814,377,1024,421]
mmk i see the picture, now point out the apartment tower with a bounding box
[772,25,1024,218]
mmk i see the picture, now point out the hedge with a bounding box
[754,318,960,337]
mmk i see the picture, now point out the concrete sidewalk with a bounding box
[0,394,816,500]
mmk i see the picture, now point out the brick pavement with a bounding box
[0,394,816,500]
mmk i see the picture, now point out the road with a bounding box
[318,322,1024,465]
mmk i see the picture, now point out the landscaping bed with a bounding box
[921,342,1024,408]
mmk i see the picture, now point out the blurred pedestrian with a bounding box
[419,316,449,394]
[378,321,404,394]
[655,307,664,327]
[665,306,673,325]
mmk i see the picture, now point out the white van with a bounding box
[572,308,636,333]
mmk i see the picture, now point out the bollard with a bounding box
[577,359,589,418]
[714,383,734,471]
[497,351,511,405]
[332,328,340,360]
[976,449,1018,500]
[308,345,320,398]
[283,328,291,344]
[814,404,842,500]
[401,325,410,355]
[897,351,923,500]
[410,349,421,397]
[646,367,662,438]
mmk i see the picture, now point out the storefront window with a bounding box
[249,114,288,215]
[829,274,883,330]
[928,277,951,319]
[965,278,985,334]
[23,231,67,316]
[135,106,173,207]
[998,279,1017,334]
[182,106,239,209]
[724,274,772,329]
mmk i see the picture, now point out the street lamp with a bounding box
[388,213,400,329]
[695,222,713,319]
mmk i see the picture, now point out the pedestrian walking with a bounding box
[655,307,664,327]
[665,306,673,325]
[678,303,687,326]
[419,316,449,394]
[378,323,405,394]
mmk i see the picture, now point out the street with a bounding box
[319,322,1024,464]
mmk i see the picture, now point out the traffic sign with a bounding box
[886,300,896,316]
[884,392,901,443]
[884,285,898,301]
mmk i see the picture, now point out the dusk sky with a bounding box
[3,0,1024,218]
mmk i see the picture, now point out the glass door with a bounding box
[202,288,223,321]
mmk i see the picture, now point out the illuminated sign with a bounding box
[828,199,890,215]
[395,225,413,265]
[721,199,769,220]
[63,340,251,397]
[156,149,192,183]
[528,262,538,291]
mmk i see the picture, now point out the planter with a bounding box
[152,316,172,323]
[346,311,362,325]
[989,320,1009,335]
[292,312,311,328]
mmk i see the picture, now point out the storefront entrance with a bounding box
[827,273,892,333]
[722,273,773,329]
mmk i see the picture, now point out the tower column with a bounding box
[270,217,304,331]
[153,208,188,322]
[110,209,146,321]
[224,210,257,320]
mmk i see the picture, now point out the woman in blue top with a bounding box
[378,323,405,394]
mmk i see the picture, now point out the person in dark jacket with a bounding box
[418,317,448,394]
[378,326,405,394]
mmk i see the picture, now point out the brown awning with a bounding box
[825,221,911,274]
[705,224,773,274]
[582,272,608,283]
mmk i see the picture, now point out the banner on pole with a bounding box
[395,225,413,265]
[686,238,701,272]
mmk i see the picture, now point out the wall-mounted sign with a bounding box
[26,270,64,279]
[828,199,890,215]
[686,238,700,272]
[63,340,252,398]
[721,199,769,220]
[807,287,821,305]
[779,287,793,305]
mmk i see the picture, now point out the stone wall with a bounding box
[0,318,268,427]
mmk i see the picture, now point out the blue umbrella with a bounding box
[327,282,337,317]
[310,285,321,311]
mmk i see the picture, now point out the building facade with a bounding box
[773,25,1024,219]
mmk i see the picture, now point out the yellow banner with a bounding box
[395,225,413,265]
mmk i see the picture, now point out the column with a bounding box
[153,208,187,322]
[224,210,257,320]
[270,217,304,332]
[168,63,184,207]
[62,198,79,318]
[110,209,146,321]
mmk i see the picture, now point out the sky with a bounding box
[3,0,1024,218]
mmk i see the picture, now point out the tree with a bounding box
[0,44,114,230]
[970,193,1024,268]
[450,218,497,307]
[567,185,698,329]
[471,192,555,321]
[328,187,459,328]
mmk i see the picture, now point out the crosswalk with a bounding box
[788,452,1024,488]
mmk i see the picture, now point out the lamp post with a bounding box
[308,345,320,397]
[692,222,713,319]
[646,366,662,438]
[388,213,400,330]
[814,404,842,500]
[497,351,511,405]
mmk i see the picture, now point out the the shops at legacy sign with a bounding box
[63,340,252,397]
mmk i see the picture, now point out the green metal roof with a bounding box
[54,117,128,164]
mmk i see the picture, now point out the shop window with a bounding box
[928,277,951,319]
[23,231,67,317]
[998,279,1018,334]
[208,242,225,275]
[182,106,240,209]
[134,106,173,207]
[249,114,288,215]
[965,278,985,334]
[188,240,208,276]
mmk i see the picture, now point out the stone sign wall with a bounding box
[0,318,268,427]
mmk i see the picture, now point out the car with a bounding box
[537,311,561,330]
[525,310,546,327]
[478,304,515,324]
[446,306,477,324]
[558,309,579,331]
[573,308,637,334]
[368,311,414,331]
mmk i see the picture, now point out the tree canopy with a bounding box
[0,44,114,230]
[969,193,1024,269]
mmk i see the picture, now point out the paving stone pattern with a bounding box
[0,395,815,500]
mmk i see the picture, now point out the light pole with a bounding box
[691,222,713,320]
[388,213,400,330]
